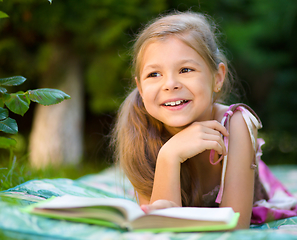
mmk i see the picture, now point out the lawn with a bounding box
[0,156,109,192]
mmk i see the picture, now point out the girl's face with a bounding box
[137,36,225,135]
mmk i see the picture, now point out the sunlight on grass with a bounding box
[0,155,110,192]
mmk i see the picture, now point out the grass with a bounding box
[0,154,110,239]
[0,154,110,192]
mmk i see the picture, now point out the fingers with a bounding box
[191,121,228,155]
[198,120,229,137]
[204,139,226,156]
[162,120,228,163]
[204,131,226,155]
[141,199,179,214]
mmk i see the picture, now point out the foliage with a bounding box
[0,2,70,161]
[0,75,70,159]
[0,0,167,113]
[0,0,8,18]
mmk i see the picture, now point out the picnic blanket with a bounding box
[1,165,297,240]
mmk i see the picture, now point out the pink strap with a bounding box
[209,152,223,165]
[210,104,262,204]
[209,106,234,165]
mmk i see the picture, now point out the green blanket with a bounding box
[1,165,297,239]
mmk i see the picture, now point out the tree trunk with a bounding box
[29,45,84,168]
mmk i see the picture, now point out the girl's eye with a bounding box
[180,68,194,73]
[147,72,161,78]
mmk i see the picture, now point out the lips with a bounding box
[162,99,189,107]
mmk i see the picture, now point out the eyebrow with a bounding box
[142,64,160,71]
[143,59,201,72]
[179,59,202,66]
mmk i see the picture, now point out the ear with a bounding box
[135,77,143,97]
[213,63,226,92]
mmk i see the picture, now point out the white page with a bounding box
[36,195,144,221]
[147,207,234,223]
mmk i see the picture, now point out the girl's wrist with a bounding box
[158,144,183,165]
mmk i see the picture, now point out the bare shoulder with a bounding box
[214,103,258,136]
[229,107,258,140]
[229,110,247,129]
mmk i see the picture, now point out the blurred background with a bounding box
[0,0,296,174]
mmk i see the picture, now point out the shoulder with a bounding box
[214,103,261,129]
[229,110,252,135]
[213,103,249,124]
[215,103,260,151]
[228,105,258,157]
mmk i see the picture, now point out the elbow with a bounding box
[235,223,250,230]
[235,217,251,230]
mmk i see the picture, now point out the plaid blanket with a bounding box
[0,165,297,239]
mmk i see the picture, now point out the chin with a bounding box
[168,120,193,128]
[164,122,191,134]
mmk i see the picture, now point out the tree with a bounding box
[0,0,71,167]
[0,0,167,167]
[29,45,83,167]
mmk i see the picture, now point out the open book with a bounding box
[23,195,240,232]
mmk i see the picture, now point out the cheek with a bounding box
[141,84,156,102]
[142,92,154,109]
[141,90,159,116]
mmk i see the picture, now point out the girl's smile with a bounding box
[137,36,224,134]
[161,99,191,111]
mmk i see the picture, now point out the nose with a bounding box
[162,74,182,91]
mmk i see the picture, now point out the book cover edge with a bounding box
[132,212,240,233]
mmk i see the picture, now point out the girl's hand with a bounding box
[160,120,229,163]
[140,199,179,214]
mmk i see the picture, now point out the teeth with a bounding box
[164,100,186,106]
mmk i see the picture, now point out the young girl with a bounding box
[112,11,297,229]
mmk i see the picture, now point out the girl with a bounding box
[112,11,297,229]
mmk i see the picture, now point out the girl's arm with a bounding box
[220,111,256,229]
[139,121,228,210]
[137,147,183,209]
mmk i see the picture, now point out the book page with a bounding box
[130,207,235,230]
[146,207,234,223]
[34,195,144,222]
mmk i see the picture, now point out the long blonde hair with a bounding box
[112,11,234,206]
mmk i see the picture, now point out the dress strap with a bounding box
[213,103,263,204]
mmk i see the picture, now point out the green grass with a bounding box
[0,154,111,239]
[0,155,110,191]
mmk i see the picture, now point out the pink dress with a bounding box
[206,103,297,224]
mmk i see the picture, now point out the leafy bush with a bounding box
[0,0,70,161]
[0,76,70,160]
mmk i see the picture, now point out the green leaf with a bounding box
[27,88,70,106]
[0,76,26,87]
[0,87,7,93]
[0,137,17,149]
[0,107,8,120]
[4,92,30,116]
[0,118,18,134]
[0,11,9,19]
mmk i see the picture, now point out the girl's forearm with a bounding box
[149,148,182,206]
